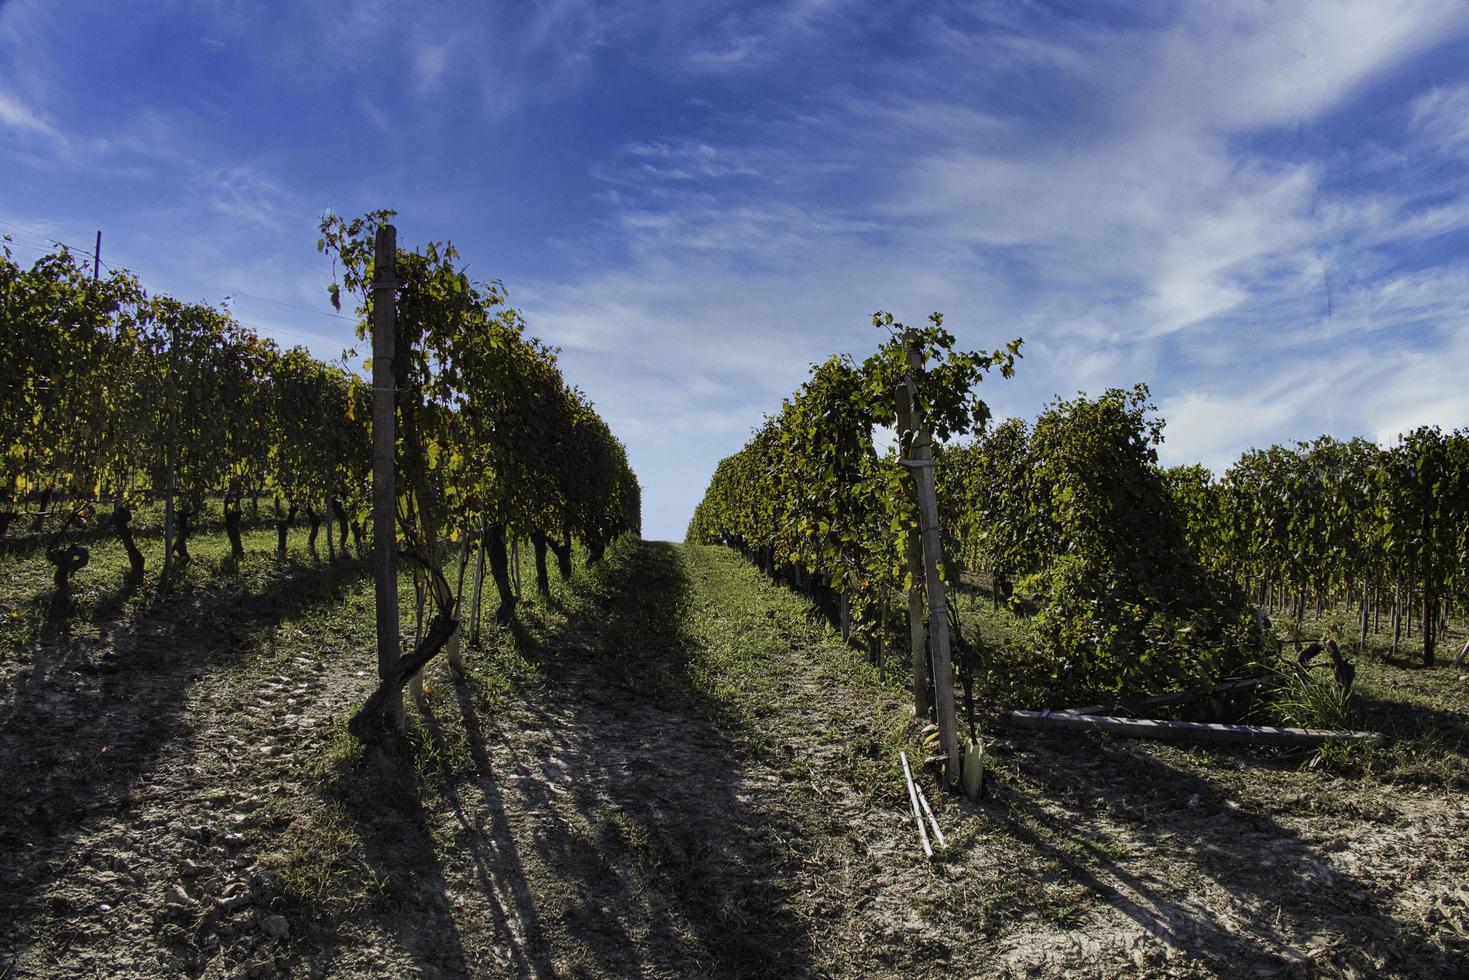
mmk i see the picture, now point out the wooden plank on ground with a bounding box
[1008,710,1383,747]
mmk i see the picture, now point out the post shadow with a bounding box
[436,539,818,978]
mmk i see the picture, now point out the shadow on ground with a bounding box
[984,732,1431,975]
[0,555,369,964]
[318,539,816,978]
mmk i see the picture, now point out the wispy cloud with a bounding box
[1409,81,1469,154]
[539,0,1469,531]
[0,89,56,138]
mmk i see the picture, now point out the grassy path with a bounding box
[273,539,934,978]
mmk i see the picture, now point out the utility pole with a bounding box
[92,231,101,280]
[371,224,403,732]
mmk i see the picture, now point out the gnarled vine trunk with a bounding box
[548,529,573,581]
[47,543,89,590]
[274,501,296,558]
[113,503,145,582]
[530,529,551,597]
[485,523,518,624]
[332,499,349,551]
[349,610,457,742]
[172,509,192,565]
[223,493,245,561]
[305,505,321,557]
[30,488,51,533]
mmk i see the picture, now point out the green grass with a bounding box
[678,544,925,801]
[0,501,611,918]
[1260,664,1356,730]
[265,538,935,924]
[9,510,1466,975]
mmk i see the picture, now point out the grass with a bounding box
[678,544,925,801]
[0,499,608,921]
[263,537,934,937]
[1261,664,1356,730]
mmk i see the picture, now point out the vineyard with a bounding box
[690,320,1469,714]
[2,248,1466,977]
[1,211,639,702]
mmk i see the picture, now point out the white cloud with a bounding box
[7,0,1469,539]
[1409,81,1469,154]
[1141,0,1468,132]
[1158,365,1348,473]
[0,90,56,137]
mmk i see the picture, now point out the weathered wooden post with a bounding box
[901,342,961,788]
[447,535,470,671]
[469,520,487,647]
[371,224,402,732]
[895,383,933,720]
[161,318,180,582]
[324,466,335,561]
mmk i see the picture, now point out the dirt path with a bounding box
[280,539,921,978]
[0,561,368,978]
[3,540,1466,978]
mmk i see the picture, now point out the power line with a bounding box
[4,234,348,347]
[1,217,351,323]
[0,218,98,257]
[97,256,350,322]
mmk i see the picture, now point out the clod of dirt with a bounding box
[261,913,289,940]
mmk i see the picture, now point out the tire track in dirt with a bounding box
[1,568,369,979]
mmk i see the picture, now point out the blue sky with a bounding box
[3,1,1469,540]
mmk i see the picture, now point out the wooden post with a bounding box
[371,224,402,732]
[900,751,933,860]
[324,473,335,562]
[1008,709,1384,747]
[895,383,932,720]
[161,319,179,582]
[877,587,887,681]
[447,534,471,670]
[511,532,521,597]
[1359,578,1368,650]
[469,520,487,646]
[901,344,960,788]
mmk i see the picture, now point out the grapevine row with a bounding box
[0,216,641,635]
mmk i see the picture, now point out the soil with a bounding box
[1,540,1465,978]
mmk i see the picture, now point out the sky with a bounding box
[3,1,1469,540]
